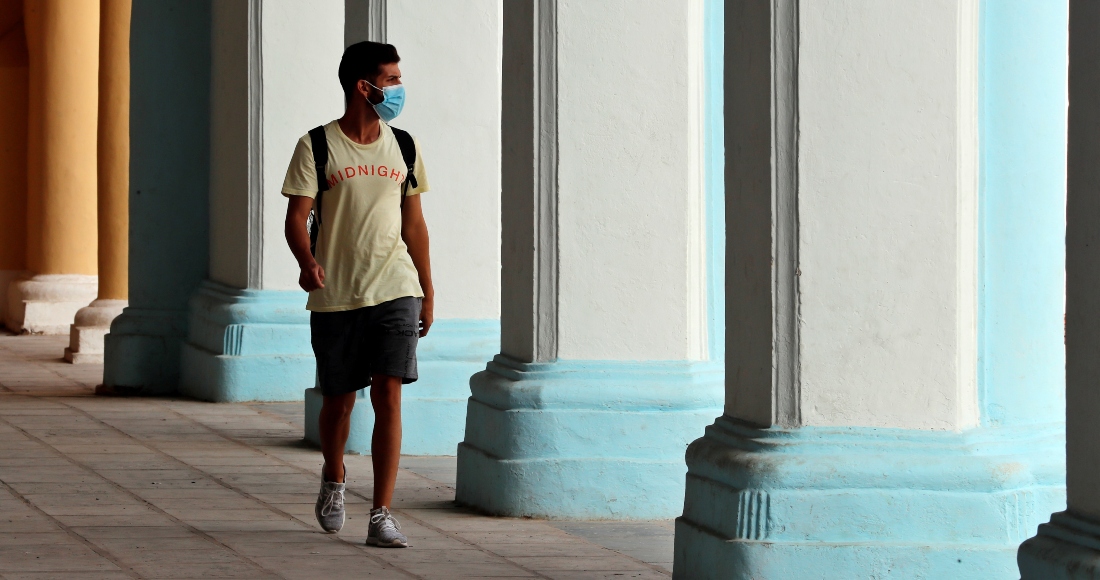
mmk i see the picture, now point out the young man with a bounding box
[281,41,433,548]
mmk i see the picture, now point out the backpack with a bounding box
[307,124,418,256]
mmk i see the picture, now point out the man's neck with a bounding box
[337,103,382,145]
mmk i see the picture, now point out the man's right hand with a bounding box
[299,261,325,292]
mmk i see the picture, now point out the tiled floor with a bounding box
[0,333,673,579]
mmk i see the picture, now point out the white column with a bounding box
[454,0,721,519]
[676,1,1063,577]
[178,0,344,402]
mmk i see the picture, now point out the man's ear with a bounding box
[357,79,376,103]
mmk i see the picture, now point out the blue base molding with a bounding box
[454,356,725,520]
[1019,511,1100,579]
[179,281,313,402]
[103,307,190,395]
[304,319,500,456]
[673,415,1066,579]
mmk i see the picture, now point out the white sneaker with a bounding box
[366,506,407,548]
[314,466,345,533]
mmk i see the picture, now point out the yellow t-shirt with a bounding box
[281,120,430,312]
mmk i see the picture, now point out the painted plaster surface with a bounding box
[387,0,502,320]
[103,0,210,393]
[23,0,99,277]
[979,0,1067,428]
[97,0,130,301]
[261,0,345,291]
[555,0,706,361]
[797,0,978,430]
[206,0,251,290]
[0,2,28,277]
[457,357,723,519]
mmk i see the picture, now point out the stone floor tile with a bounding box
[186,519,309,533]
[509,555,656,571]
[249,556,412,579]
[0,532,71,546]
[51,514,180,528]
[0,573,136,580]
[87,535,221,552]
[485,542,618,558]
[393,560,537,578]
[0,543,121,572]
[66,526,195,539]
[539,571,671,580]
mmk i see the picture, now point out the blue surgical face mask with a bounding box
[367,81,405,122]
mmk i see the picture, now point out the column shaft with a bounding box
[1018,1,1100,576]
[65,0,131,363]
[25,0,99,275]
[455,0,722,519]
[101,0,211,393]
[8,0,100,334]
[97,0,129,301]
[0,2,30,324]
[178,0,344,402]
[677,1,1065,577]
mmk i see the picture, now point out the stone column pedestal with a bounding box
[64,299,126,363]
[6,274,98,335]
[675,1,1067,577]
[454,0,721,520]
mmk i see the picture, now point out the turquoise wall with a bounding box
[978,0,1068,427]
[103,0,211,393]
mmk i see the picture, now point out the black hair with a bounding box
[338,41,400,104]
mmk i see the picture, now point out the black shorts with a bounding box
[310,296,421,397]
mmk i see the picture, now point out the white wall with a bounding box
[387,0,502,320]
[554,0,707,361]
[796,0,979,429]
[208,0,345,292]
[261,0,345,291]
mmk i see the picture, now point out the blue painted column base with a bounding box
[303,320,500,456]
[102,307,189,395]
[179,281,313,402]
[455,356,724,520]
[1019,512,1100,578]
[673,416,1066,579]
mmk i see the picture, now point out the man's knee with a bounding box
[321,393,356,418]
[369,376,402,411]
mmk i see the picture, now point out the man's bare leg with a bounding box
[319,392,357,482]
[369,374,402,508]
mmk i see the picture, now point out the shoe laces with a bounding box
[320,485,344,517]
[370,509,401,532]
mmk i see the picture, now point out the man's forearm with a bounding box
[286,220,315,268]
[403,224,433,298]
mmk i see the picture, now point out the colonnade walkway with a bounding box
[0,333,672,579]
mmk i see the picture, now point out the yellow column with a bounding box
[96,0,129,301]
[7,0,100,334]
[0,1,30,325]
[67,0,129,362]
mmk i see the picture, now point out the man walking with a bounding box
[282,41,433,548]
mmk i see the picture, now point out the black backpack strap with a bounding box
[390,126,418,207]
[307,126,329,256]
